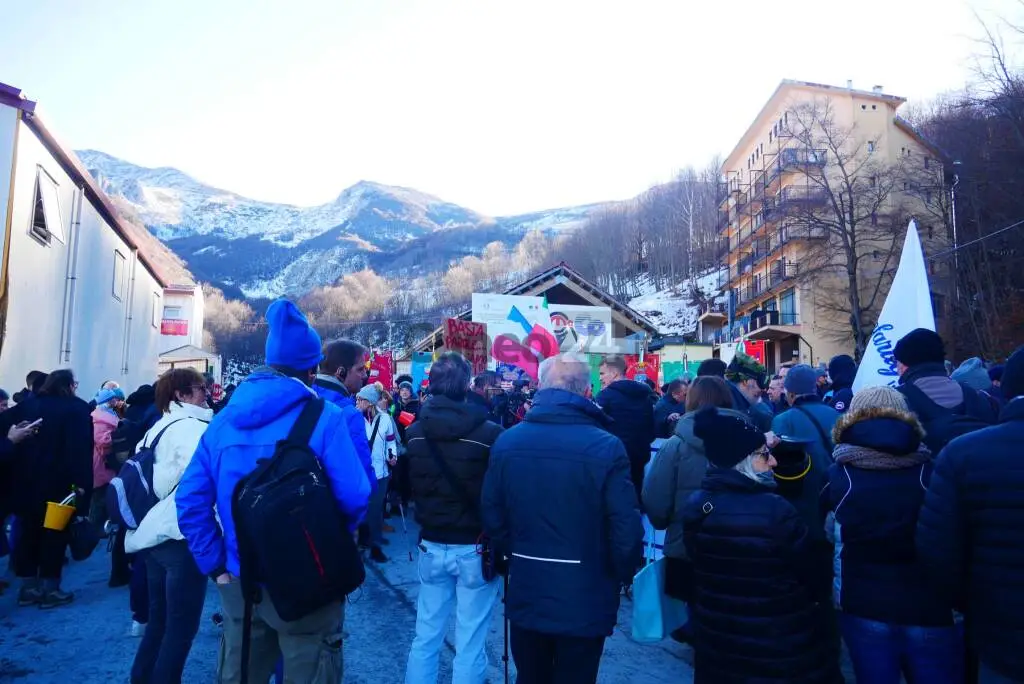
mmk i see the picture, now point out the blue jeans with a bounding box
[130,540,208,684]
[405,541,499,684]
[839,613,964,684]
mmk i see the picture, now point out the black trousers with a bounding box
[510,625,606,684]
[13,503,68,580]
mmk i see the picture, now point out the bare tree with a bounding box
[775,98,945,358]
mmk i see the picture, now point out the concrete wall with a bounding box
[0,108,164,396]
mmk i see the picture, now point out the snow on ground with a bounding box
[628,269,726,337]
[0,519,699,684]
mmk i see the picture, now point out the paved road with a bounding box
[0,519,697,683]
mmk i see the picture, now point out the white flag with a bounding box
[852,220,936,393]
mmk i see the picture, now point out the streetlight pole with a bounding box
[950,160,962,304]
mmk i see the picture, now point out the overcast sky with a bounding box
[1,0,1018,215]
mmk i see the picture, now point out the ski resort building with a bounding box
[0,83,169,395]
[706,79,949,370]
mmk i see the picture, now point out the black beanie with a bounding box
[1002,346,1024,400]
[893,328,946,367]
[697,358,727,378]
[693,407,767,469]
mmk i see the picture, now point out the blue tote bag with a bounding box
[631,543,688,643]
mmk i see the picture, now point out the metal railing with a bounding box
[769,260,800,288]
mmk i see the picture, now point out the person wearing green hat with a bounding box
[724,351,774,432]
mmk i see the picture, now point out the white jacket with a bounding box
[365,410,397,481]
[124,401,213,554]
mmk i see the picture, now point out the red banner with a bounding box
[368,351,394,391]
[744,340,767,366]
[445,318,488,375]
[625,354,660,384]
[161,319,189,336]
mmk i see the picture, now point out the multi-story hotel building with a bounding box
[701,80,946,370]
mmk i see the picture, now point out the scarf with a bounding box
[833,442,931,470]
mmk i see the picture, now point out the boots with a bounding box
[17,578,42,607]
[38,578,74,609]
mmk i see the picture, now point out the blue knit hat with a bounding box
[784,364,819,397]
[265,300,323,371]
[94,387,125,406]
[951,357,992,391]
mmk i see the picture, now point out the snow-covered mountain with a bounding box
[78,150,606,299]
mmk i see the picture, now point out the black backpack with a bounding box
[899,382,996,453]
[107,419,191,530]
[232,398,364,624]
[108,405,161,470]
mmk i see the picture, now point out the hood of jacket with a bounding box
[525,388,612,428]
[702,466,774,494]
[828,355,857,390]
[416,395,488,440]
[602,379,652,403]
[675,407,752,448]
[833,406,925,455]
[223,368,318,431]
[126,384,155,408]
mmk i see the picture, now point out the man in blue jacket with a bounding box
[596,355,655,505]
[176,300,371,684]
[314,339,376,497]
[917,346,1024,684]
[482,353,644,684]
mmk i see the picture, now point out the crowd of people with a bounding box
[0,299,1021,684]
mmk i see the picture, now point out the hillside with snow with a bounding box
[78,150,610,298]
[628,269,726,336]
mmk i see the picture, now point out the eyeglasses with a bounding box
[753,446,772,461]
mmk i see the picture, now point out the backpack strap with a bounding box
[368,415,382,452]
[139,419,188,455]
[792,405,834,455]
[286,398,325,445]
[898,381,954,422]
[424,439,479,516]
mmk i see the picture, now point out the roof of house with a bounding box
[0,82,170,287]
[723,79,908,171]
[402,261,658,359]
[159,344,220,361]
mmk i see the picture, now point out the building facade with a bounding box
[0,83,169,395]
[704,80,947,370]
[160,283,205,352]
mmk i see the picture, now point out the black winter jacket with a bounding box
[0,394,94,514]
[466,390,500,425]
[917,397,1024,680]
[482,389,644,637]
[596,379,655,468]
[683,468,838,684]
[652,394,686,439]
[823,408,951,627]
[406,395,503,545]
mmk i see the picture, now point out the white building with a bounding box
[160,283,204,352]
[0,82,169,396]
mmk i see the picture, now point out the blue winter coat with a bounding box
[823,408,951,627]
[481,388,644,637]
[771,397,839,544]
[313,375,377,495]
[917,397,1024,680]
[683,468,837,684]
[176,369,372,577]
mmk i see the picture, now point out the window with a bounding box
[903,182,910,191]
[29,167,65,245]
[925,190,933,203]
[872,104,877,110]
[163,305,183,320]
[869,176,877,189]
[780,288,797,325]
[769,131,773,143]
[872,250,881,260]
[871,212,878,226]
[784,112,788,124]
[112,250,127,301]
[867,141,876,153]
[924,157,930,169]
[151,292,161,328]
[861,104,867,110]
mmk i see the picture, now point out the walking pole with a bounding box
[503,573,510,684]
[399,503,413,561]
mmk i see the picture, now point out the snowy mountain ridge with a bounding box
[77,150,609,298]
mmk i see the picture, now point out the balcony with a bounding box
[716,238,730,260]
[746,309,802,341]
[698,301,728,324]
[764,186,829,220]
[779,222,828,243]
[769,260,800,288]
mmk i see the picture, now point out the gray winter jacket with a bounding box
[642,407,752,559]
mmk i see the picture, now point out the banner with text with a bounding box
[547,304,615,353]
[368,351,394,391]
[472,293,558,380]
[445,318,488,375]
[853,221,935,392]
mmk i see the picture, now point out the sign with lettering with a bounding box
[161,319,189,336]
[445,318,488,375]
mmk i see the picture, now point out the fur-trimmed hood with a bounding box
[833,406,927,456]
